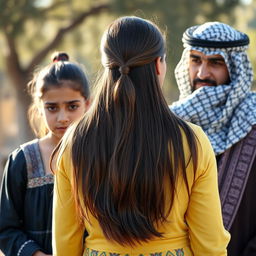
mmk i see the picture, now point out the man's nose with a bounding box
[197,63,210,79]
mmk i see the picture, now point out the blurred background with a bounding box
[0,0,256,180]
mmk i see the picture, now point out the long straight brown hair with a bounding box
[67,16,198,246]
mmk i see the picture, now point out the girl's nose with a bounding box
[57,110,69,123]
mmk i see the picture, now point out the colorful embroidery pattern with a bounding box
[84,248,185,256]
[21,139,54,188]
[27,175,54,188]
[174,249,184,256]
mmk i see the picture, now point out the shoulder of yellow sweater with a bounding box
[184,120,215,160]
[184,121,210,145]
[55,124,76,176]
[184,121,202,133]
[185,122,216,177]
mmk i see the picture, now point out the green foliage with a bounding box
[0,0,47,35]
[0,0,251,103]
[111,0,246,102]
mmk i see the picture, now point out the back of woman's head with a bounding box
[101,16,165,71]
[91,17,168,143]
[70,16,197,246]
[100,16,166,107]
[28,52,90,137]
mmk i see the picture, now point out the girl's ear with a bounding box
[155,56,166,88]
[155,57,162,75]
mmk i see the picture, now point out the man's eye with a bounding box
[212,61,224,65]
[191,58,200,63]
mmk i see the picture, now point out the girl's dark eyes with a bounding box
[46,106,58,112]
[68,104,79,110]
[45,104,80,112]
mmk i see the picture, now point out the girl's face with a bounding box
[41,85,89,141]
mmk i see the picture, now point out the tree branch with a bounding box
[27,3,110,73]
[40,0,69,15]
[3,28,27,88]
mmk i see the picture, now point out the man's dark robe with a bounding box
[217,126,256,256]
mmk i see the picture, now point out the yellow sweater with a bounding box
[52,123,230,256]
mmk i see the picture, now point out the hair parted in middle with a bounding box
[27,51,90,138]
[65,16,198,246]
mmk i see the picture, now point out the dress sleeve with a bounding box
[0,149,42,256]
[185,127,230,256]
[52,147,84,256]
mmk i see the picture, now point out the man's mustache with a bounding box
[193,78,217,87]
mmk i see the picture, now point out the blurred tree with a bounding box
[113,0,242,102]
[0,0,248,145]
[0,0,110,142]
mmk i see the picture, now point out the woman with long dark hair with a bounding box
[52,16,230,256]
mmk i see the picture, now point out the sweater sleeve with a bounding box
[185,126,230,256]
[0,149,42,256]
[52,147,84,256]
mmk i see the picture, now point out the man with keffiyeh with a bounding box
[170,22,256,256]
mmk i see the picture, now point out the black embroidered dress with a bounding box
[0,139,54,256]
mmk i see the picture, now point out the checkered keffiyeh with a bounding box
[170,22,256,155]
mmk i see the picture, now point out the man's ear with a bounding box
[155,57,162,75]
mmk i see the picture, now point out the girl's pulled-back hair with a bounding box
[28,52,90,137]
[69,16,198,246]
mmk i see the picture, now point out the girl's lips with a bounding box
[56,127,68,131]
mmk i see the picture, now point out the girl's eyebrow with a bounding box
[44,100,82,105]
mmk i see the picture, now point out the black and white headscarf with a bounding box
[170,22,256,155]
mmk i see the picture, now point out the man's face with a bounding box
[188,50,230,90]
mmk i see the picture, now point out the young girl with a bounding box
[53,17,230,256]
[0,52,90,256]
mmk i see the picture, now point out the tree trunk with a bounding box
[16,84,34,143]
[2,3,111,145]
[3,73,34,145]
[4,31,34,144]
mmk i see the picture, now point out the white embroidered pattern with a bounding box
[17,240,34,256]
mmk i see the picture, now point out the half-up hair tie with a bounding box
[51,52,69,62]
[119,65,130,75]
